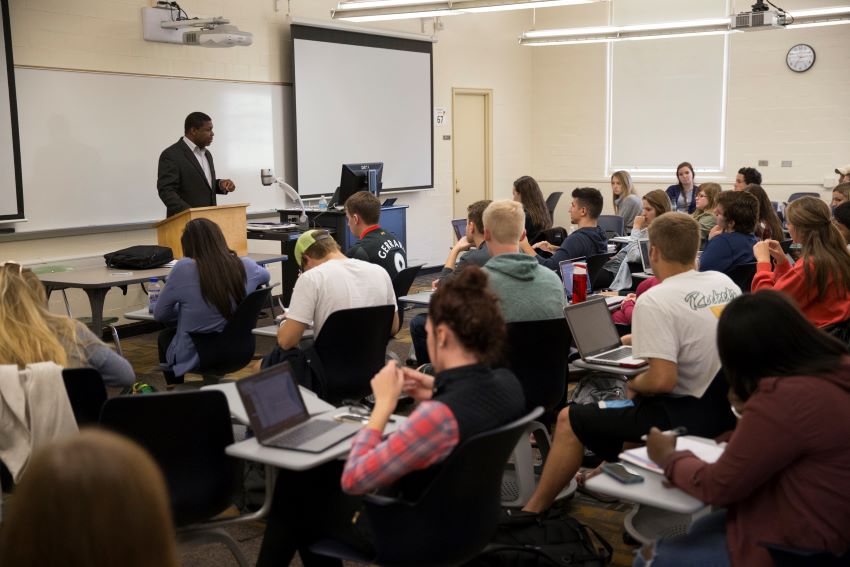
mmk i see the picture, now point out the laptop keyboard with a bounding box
[269,420,339,448]
[594,347,632,361]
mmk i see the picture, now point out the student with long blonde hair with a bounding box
[752,196,850,328]
[0,429,180,567]
[0,264,134,387]
[611,170,642,231]
[692,183,720,248]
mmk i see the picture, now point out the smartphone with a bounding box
[601,463,644,484]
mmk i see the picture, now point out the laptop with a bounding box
[638,238,653,276]
[451,218,467,240]
[563,298,647,368]
[558,257,587,300]
[382,198,397,207]
[236,362,360,453]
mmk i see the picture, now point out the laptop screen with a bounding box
[451,218,467,240]
[236,363,309,439]
[563,298,622,357]
[638,239,651,273]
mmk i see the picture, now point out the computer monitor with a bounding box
[331,162,383,207]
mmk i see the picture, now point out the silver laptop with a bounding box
[236,362,360,453]
[564,298,647,368]
[451,218,467,240]
[638,238,653,276]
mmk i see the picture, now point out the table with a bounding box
[572,359,645,377]
[252,324,313,340]
[398,290,433,306]
[585,463,705,514]
[38,252,286,333]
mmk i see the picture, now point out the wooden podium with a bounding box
[155,204,248,259]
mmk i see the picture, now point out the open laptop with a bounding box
[564,298,647,368]
[451,218,467,240]
[236,362,360,453]
[638,238,653,276]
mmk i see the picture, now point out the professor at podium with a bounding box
[157,111,236,217]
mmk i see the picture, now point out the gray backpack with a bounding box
[568,372,628,406]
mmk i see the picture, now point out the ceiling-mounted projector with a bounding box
[731,0,787,30]
[183,25,253,47]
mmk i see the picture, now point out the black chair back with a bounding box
[766,544,850,566]
[787,192,819,203]
[505,319,570,412]
[313,304,395,404]
[392,264,423,327]
[586,251,616,291]
[189,287,271,376]
[99,390,237,527]
[534,226,567,247]
[545,192,563,220]
[62,367,108,426]
[726,262,757,293]
[779,239,794,254]
[598,214,625,238]
[312,408,543,567]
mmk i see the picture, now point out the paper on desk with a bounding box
[619,436,724,474]
[247,223,297,231]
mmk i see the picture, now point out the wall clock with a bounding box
[786,44,815,73]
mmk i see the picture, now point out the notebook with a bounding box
[236,362,360,453]
[619,437,725,474]
[451,218,467,240]
[638,238,653,276]
[563,298,647,368]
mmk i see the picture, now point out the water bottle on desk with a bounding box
[148,278,161,312]
[572,265,588,304]
[318,195,328,211]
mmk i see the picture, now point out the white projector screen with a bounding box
[291,24,433,198]
[0,0,23,221]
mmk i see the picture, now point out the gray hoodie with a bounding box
[483,253,566,323]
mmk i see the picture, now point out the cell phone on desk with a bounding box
[602,463,644,484]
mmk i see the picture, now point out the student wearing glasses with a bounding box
[691,183,720,249]
[0,262,135,388]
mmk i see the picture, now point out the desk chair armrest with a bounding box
[180,464,277,531]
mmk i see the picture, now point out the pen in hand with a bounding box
[641,426,687,442]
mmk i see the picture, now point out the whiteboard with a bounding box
[13,68,294,233]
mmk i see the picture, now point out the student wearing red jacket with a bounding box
[638,291,850,567]
[751,196,850,328]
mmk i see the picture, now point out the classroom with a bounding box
[1,0,849,565]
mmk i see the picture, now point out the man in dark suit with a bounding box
[157,111,236,217]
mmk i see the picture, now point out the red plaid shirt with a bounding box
[340,401,459,495]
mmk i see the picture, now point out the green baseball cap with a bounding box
[294,229,332,267]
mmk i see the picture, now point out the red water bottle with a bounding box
[572,265,587,304]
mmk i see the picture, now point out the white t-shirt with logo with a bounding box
[287,258,396,337]
[632,269,741,398]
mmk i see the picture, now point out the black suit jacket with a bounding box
[157,138,225,217]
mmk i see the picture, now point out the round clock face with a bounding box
[787,44,815,73]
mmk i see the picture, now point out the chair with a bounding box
[392,264,423,327]
[99,390,270,567]
[545,191,563,220]
[586,251,615,291]
[534,226,567,247]
[598,214,625,238]
[726,262,757,293]
[765,544,850,566]
[312,304,395,404]
[787,192,819,203]
[61,367,108,427]
[771,200,786,224]
[188,287,271,383]
[501,319,576,507]
[309,407,544,567]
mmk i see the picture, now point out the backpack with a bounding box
[568,372,628,406]
[468,508,612,567]
[104,245,173,269]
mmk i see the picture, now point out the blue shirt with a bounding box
[699,232,758,275]
[153,256,270,376]
[666,184,697,214]
[538,226,608,271]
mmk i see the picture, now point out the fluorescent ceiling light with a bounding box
[786,19,850,29]
[521,17,731,45]
[787,6,850,18]
[332,0,601,21]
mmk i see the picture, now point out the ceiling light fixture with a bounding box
[331,0,602,22]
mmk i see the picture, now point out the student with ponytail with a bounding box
[752,196,850,328]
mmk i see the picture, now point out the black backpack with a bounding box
[468,508,612,567]
[104,245,173,269]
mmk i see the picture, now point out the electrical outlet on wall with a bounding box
[758,160,769,167]
[781,161,792,167]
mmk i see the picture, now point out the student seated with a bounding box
[610,275,659,327]
[521,187,608,270]
[611,170,642,232]
[832,181,850,209]
[410,200,491,365]
[637,291,850,567]
[833,201,850,249]
[752,196,850,329]
[692,183,720,249]
[344,190,407,279]
[153,218,270,384]
[744,184,784,241]
[255,267,525,567]
[512,175,553,243]
[665,161,697,214]
[699,191,759,275]
[594,189,671,291]
[521,214,740,514]
[734,166,762,190]
[265,229,398,368]
[481,200,565,321]
[0,263,134,388]
[0,429,179,567]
